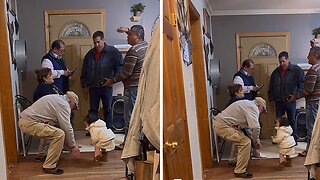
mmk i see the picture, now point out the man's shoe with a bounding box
[234,172,253,178]
[227,161,237,167]
[298,150,307,157]
[35,155,46,162]
[43,168,64,175]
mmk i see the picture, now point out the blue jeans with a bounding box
[123,86,138,142]
[275,101,297,138]
[305,100,319,151]
[89,86,113,128]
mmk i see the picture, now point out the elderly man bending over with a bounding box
[213,97,267,179]
[18,91,81,175]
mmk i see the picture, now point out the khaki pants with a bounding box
[18,118,65,169]
[213,120,251,173]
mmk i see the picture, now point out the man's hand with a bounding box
[252,85,260,91]
[63,70,71,76]
[287,94,297,102]
[116,27,129,33]
[104,78,115,87]
[70,144,81,157]
[253,140,262,149]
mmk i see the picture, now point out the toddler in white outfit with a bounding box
[271,116,296,168]
[84,114,115,165]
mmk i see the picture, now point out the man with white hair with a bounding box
[213,97,267,178]
[18,91,81,175]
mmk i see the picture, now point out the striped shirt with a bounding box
[301,62,320,101]
[113,41,148,87]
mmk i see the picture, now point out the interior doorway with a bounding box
[236,32,290,138]
[44,9,105,129]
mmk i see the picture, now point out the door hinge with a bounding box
[170,13,177,26]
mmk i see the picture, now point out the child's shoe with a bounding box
[279,161,286,169]
[100,151,108,162]
[93,156,102,166]
[285,156,292,167]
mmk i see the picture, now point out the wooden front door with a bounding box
[236,32,290,138]
[45,9,104,129]
[163,0,193,179]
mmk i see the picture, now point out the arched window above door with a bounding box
[60,21,90,38]
[249,43,276,57]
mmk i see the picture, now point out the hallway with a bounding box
[8,151,126,179]
[204,156,308,179]
[206,139,309,179]
[8,130,126,179]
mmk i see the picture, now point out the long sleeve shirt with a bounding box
[20,94,76,147]
[41,52,65,79]
[299,63,320,102]
[216,100,261,142]
[113,41,148,88]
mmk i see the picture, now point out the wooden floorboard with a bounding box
[8,150,127,180]
[204,156,309,180]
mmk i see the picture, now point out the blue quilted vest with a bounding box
[41,52,69,94]
[233,70,256,100]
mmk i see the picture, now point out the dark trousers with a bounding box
[275,101,297,138]
[305,100,319,151]
[123,86,138,143]
[89,86,113,128]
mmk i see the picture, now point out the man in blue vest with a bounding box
[41,40,71,94]
[233,59,260,100]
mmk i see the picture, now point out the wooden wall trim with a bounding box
[188,0,212,170]
[0,1,18,164]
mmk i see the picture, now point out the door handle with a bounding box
[164,141,178,149]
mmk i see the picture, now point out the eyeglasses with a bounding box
[246,66,255,71]
[58,48,65,53]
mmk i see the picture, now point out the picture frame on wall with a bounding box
[7,0,16,12]
[203,8,211,38]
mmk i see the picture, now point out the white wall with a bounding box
[8,3,21,156]
[0,107,7,179]
[180,0,214,179]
